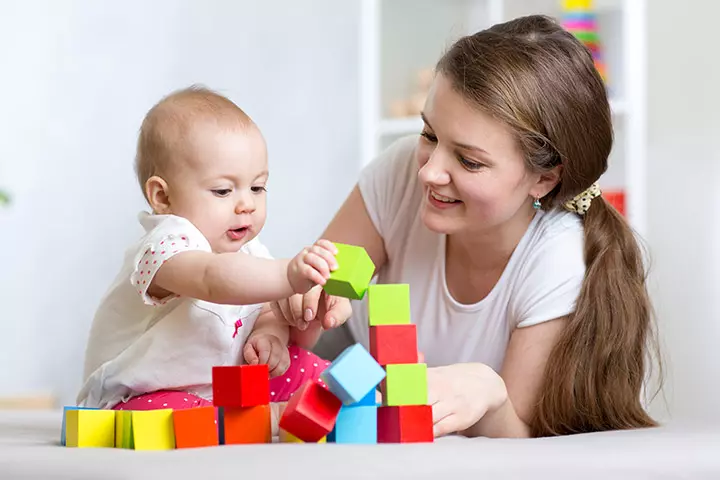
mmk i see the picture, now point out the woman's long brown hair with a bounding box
[437,15,662,436]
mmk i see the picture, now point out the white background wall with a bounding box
[0,0,360,405]
[645,0,720,423]
[0,0,718,422]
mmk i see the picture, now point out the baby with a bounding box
[76,86,339,418]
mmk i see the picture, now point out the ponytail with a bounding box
[531,199,662,436]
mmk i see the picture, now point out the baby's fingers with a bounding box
[311,241,338,269]
[243,342,260,365]
[302,256,331,284]
[254,337,272,365]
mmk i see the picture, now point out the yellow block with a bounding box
[65,409,116,448]
[130,409,175,450]
[279,429,326,443]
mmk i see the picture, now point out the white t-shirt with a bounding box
[346,135,586,372]
[77,212,273,409]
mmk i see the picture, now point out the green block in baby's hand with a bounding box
[368,284,411,326]
[323,243,376,300]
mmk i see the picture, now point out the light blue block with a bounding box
[61,406,98,446]
[333,405,377,444]
[321,343,386,405]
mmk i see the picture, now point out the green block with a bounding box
[384,363,427,406]
[115,411,134,449]
[323,243,375,300]
[368,284,411,326]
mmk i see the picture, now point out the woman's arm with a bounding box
[320,185,388,272]
[463,316,568,438]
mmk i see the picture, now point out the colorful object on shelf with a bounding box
[603,189,626,217]
[561,0,608,85]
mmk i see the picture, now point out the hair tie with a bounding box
[564,182,601,215]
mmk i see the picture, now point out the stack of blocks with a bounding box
[278,242,433,444]
[62,242,432,448]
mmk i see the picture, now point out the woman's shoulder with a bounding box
[528,208,584,248]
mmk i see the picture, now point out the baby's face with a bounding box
[166,122,268,253]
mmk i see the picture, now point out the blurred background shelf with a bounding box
[359,0,647,234]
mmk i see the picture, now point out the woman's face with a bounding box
[416,73,544,237]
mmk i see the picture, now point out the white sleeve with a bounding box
[510,227,586,328]
[129,215,211,306]
[357,135,419,242]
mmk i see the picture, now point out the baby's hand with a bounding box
[287,239,338,294]
[243,334,290,378]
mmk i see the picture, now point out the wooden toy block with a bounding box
[321,343,386,405]
[131,409,175,450]
[369,324,418,365]
[212,364,269,407]
[383,363,428,406]
[368,284,411,326]
[220,405,271,444]
[351,388,379,407]
[323,243,376,300]
[61,406,97,446]
[279,429,327,443]
[173,406,219,448]
[279,380,342,442]
[65,409,115,448]
[377,405,433,443]
[331,405,377,444]
[115,410,134,449]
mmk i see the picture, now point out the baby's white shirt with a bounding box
[77,212,273,409]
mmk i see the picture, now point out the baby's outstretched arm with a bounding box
[148,239,337,306]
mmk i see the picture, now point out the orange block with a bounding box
[172,406,219,449]
[221,405,271,444]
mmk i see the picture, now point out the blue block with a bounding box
[61,406,98,446]
[351,388,378,407]
[321,343,385,405]
[327,425,336,443]
[333,405,377,444]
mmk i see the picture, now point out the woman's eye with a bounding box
[420,130,437,143]
[251,186,267,193]
[458,156,484,171]
[212,189,232,197]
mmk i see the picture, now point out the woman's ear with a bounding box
[145,176,171,214]
[530,165,563,200]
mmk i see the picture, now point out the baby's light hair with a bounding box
[134,85,253,202]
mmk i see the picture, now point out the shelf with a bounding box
[377,97,626,137]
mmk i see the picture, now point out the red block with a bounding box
[377,405,434,443]
[369,324,418,365]
[278,380,342,442]
[172,406,218,449]
[212,365,269,407]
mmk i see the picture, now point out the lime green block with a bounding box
[368,284,411,326]
[115,410,134,449]
[323,243,376,300]
[384,363,427,406]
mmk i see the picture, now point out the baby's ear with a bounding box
[145,175,171,214]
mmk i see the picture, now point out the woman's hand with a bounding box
[272,284,352,331]
[427,363,509,437]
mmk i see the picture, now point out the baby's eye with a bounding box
[212,189,232,197]
[251,186,267,193]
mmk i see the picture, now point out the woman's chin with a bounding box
[421,207,460,235]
